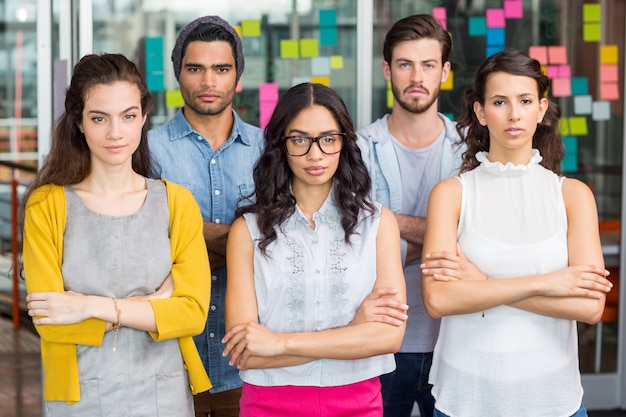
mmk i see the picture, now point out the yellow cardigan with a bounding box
[23,180,212,403]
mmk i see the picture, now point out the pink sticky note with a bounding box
[259,100,278,129]
[559,65,571,78]
[504,0,523,19]
[600,64,619,82]
[548,46,567,64]
[432,7,447,21]
[551,78,572,97]
[600,82,620,100]
[486,9,505,28]
[546,66,559,79]
[528,46,548,65]
[235,78,243,93]
[259,82,279,101]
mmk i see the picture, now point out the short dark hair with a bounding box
[383,14,452,64]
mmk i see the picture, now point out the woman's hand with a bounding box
[421,244,486,282]
[26,291,89,325]
[351,288,408,326]
[151,273,174,299]
[539,265,612,299]
[222,323,285,369]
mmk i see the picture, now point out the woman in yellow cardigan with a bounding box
[22,53,211,416]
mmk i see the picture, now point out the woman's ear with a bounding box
[537,97,549,124]
[473,101,487,126]
[77,123,84,133]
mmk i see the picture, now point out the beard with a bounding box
[182,87,235,116]
[392,83,440,114]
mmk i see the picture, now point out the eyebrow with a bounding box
[184,62,233,69]
[86,105,140,116]
[286,128,339,136]
[488,93,535,100]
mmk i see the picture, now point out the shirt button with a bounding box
[210,305,217,311]
[197,135,203,141]
[215,219,221,224]
[215,190,220,195]
[316,269,321,273]
[211,159,216,164]
[212,275,217,281]
[209,333,215,338]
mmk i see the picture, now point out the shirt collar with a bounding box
[167,108,254,146]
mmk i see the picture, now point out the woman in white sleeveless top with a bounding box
[222,83,407,417]
[421,50,613,417]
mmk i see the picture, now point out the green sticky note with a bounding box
[569,116,588,136]
[241,20,261,37]
[166,90,184,108]
[280,39,299,58]
[300,39,319,58]
[330,55,344,69]
[559,118,570,136]
[584,23,601,42]
[583,4,601,22]
[387,81,393,109]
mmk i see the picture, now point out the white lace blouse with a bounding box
[240,191,395,387]
[430,149,584,417]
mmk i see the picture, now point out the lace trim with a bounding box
[476,149,543,173]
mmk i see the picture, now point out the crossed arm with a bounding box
[223,207,407,370]
[420,178,612,325]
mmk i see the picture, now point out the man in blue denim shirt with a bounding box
[148,16,264,417]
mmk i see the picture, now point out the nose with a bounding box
[410,66,423,83]
[306,141,324,160]
[508,104,521,121]
[106,119,122,140]
[200,70,216,87]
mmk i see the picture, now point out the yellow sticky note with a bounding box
[241,20,261,37]
[387,81,393,108]
[583,23,601,42]
[280,40,299,58]
[234,25,241,37]
[441,70,454,90]
[583,4,601,22]
[569,116,588,136]
[166,90,184,108]
[311,76,330,86]
[330,55,344,69]
[559,118,570,136]
[600,45,619,64]
[300,39,319,58]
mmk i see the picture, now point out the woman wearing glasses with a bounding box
[222,82,407,417]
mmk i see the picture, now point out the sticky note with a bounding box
[292,76,311,86]
[548,46,567,64]
[486,45,504,57]
[504,0,523,19]
[559,118,570,136]
[234,25,241,37]
[260,100,277,129]
[547,66,559,79]
[146,55,164,72]
[569,116,588,135]
[311,76,330,86]
[487,28,505,46]
[235,78,243,93]
[600,64,619,82]
[241,20,261,37]
[583,4,601,22]
[573,95,592,114]
[259,82,279,101]
[280,40,299,58]
[600,45,619,64]
[166,90,184,108]
[571,77,588,95]
[319,9,337,27]
[147,73,164,92]
[559,65,571,78]
[312,57,331,75]
[528,46,548,65]
[387,81,393,108]
[300,39,319,58]
[551,78,571,97]
[320,27,338,46]
[561,136,578,172]
[330,55,344,69]
[584,23,601,42]
[486,9,505,28]
[592,101,611,121]
[469,17,487,36]
[145,37,163,54]
[600,82,620,100]
[432,7,447,22]
[441,70,454,90]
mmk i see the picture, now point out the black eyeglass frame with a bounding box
[282,133,346,157]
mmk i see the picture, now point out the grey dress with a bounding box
[44,179,193,417]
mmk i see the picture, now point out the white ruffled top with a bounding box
[430,148,583,417]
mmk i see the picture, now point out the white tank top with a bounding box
[430,150,584,417]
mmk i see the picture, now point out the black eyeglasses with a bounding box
[283,133,345,156]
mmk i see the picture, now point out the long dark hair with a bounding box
[236,83,375,255]
[456,49,563,174]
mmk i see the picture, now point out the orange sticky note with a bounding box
[551,78,571,97]
[441,70,454,90]
[528,46,548,65]
[600,82,620,100]
[311,76,330,86]
[548,46,567,64]
[600,64,619,82]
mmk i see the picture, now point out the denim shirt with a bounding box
[148,109,264,392]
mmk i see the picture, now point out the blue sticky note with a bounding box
[145,37,163,55]
[320,27,338,46]
[561,136,578,172]
[469,17,487,36]
[571,77,588,95]
[486,45,504,57]
[146,55,164,72]
[442,113,455,121]
[319,9,337,27]
[486,28,505,46]
[574,95,592,115]
[147,72,164,92]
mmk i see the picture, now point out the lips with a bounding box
[305,166,326,176]
[506,127,523,136]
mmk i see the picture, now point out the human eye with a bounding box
[493,100,504,106]
[91,116,105,123]
[319,135,337,145]
[123,113,137,120]
[290,136,309,146]
[521,98,533,104]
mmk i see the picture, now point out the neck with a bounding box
[76,164,146,196]
[183,105,235,151]
[487,147,535,166]
[291,181,332,220]
[387,103,443,148]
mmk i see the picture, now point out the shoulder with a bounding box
[561,177,596,207]
[356,116,388,140]
[26,184,64,209]
[161,180,196,205]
